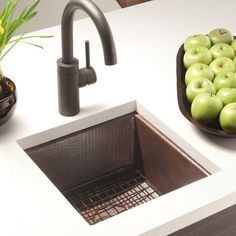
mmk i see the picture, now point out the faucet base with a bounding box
[57,58,80,116]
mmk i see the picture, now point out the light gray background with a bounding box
[0,0,120,34]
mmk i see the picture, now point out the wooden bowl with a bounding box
[176,44,236,138]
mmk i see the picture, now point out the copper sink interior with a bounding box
[25,113,209,225]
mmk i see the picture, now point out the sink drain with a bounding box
[63,169,160,225]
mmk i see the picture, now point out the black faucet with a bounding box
[57,0,117,116]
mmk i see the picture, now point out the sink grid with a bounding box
[63,169,160,225]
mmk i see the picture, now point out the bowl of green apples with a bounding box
[177,28,236,137]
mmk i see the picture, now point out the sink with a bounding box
[23,112,210,225]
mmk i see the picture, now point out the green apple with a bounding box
[184,34,211,51]
[191,93,223,125]
[185,63,214,85]
[210,43,235,59]
[186,78,216,103]
[213,72,236,91]
[233,56,236,64]
[184,46,212,69]
[219,103,236,132]
[216,88,236,105]
[231,39,236,52]
[209,57,235,75]
[208,28,233,45]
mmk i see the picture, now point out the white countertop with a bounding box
[1,0,236,235]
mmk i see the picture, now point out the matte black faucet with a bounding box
[57,0,117,116]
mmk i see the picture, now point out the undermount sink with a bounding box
[23,112,210,225]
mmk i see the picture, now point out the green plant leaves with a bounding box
[0,0,19,24]
[0,0,51,64]
[0,34,24,61]
[19,0,40,20]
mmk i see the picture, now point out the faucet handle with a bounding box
[78,40,97,88]
[85,40,90,68]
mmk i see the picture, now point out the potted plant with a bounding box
[0,0,51,125]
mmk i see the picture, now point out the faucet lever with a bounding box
[78,40,97,88]
[85,40,90,68]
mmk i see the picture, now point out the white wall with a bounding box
[0,0,120,34]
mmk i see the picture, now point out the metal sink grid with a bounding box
[63,169,160,225]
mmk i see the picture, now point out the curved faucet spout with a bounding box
[57,0,117,116]
[61,0,117,65]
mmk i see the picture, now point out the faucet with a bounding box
[57,0,117,116]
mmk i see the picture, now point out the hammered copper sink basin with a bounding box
[24,113,209,225]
